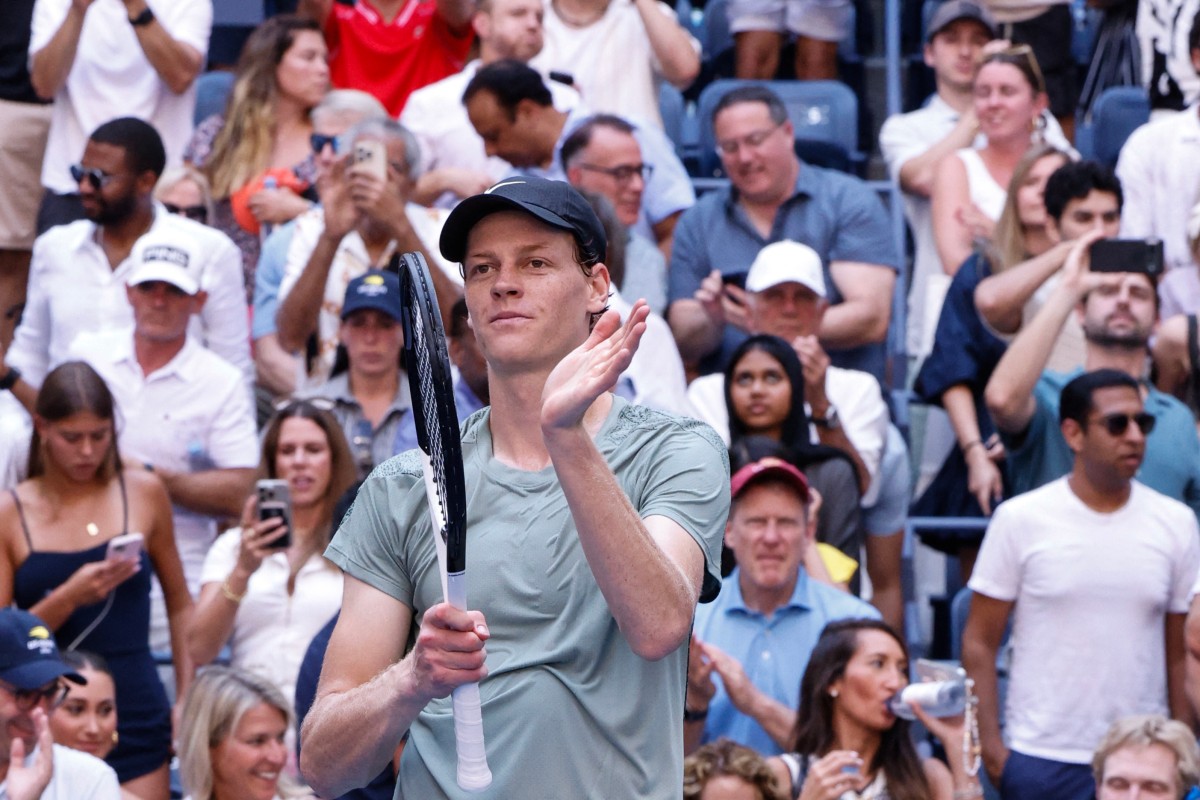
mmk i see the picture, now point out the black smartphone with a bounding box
[256,479,292,550]
[722,272,748,290]
[1089,238,1165,276]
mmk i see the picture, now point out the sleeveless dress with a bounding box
[955,148,1007,223]
[9,477,172,784]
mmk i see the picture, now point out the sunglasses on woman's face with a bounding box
[310,133,340,155]
[163,203,208,223]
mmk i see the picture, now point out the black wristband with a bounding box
[683,706,708,722]
[0,366,20,392]
[129,7,155,27]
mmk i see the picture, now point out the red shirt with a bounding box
[326,0,474,116]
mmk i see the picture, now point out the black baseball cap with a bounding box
[0,609,85,690]
[341,269,401,322]
[439,177,608,264]
[926,0,997,41]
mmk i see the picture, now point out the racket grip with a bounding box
[452,682,492,790]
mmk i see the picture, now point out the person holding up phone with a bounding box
[187,400,357,737]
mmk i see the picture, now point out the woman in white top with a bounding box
[178,666,314,800]
[188,400,355,717]
[931,44,1050,276]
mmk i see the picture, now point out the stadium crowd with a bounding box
[3,0,1200,797]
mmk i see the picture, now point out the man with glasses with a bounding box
[462,60,694,260]
[964,368,1200,800]
[0,117,250,413]
[0,608,120,798]
[984,230,1200,516]
[563,114,668,314]
[666,85,899,383]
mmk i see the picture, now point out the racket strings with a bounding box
[411,304,453,532]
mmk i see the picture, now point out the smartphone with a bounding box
[256,479,292,550]
[352,140,387,180]
[722,272,748,290]
[1089,238,1165,276]
[105,532,144,563]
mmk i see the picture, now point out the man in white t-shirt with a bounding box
[68,248,258,648]
[401,0,581,209]
[964,368,1200,800]
[28,0,210,231]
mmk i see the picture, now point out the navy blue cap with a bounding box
[439,177,608,264]
[0,609,84,690]
[342,270,401,322]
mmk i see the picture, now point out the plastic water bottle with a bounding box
[186,440,214,472]
[889,679,965,720]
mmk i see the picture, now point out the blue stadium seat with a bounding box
[694,79,864,177]
[1085,85,1150,168]
[702,0,734,62]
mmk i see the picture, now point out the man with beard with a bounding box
[984,228,1200,515]
[0,117,249,410]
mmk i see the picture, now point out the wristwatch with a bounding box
[0,366,20,392]
[811,405,841,430]
[129,7,155,27]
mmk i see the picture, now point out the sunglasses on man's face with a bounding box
[1091,411,1156,437]
[310,133,340,155]
[163,203,208,223]
[70,164,116,191]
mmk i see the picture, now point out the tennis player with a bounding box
[300,177,730,798]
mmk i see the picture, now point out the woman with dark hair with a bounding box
[185,14,330,296]
[188,400,355,742]
[769,619,981,800]
[0,361,193,800]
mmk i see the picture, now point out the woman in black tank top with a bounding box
[0,362,193,800]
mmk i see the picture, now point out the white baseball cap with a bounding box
[126,230,200,295]
[745,240,826,298]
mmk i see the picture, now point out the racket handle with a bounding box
[446,571,492,791]
[452,682,492,790]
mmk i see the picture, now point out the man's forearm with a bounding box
[125,0,203,93]
[544,425,699,661]
[668,300,722,362]
[633,0,699,87]
[896,113,977,198]
[277,234,341,352]
[820,300,889,349]
[254,335,298,397]
[29,7,87,99]
[974,242,1070,335]
[157,468,255,518]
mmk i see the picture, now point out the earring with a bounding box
[111,731,119,746]
[829,689,839,698]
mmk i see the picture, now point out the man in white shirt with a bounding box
[28,0,210,231]
[0,117,251,411]
[0,608,120,800]
[965,369,1199,800]
[400,0,580,209]
[67,247,258,648]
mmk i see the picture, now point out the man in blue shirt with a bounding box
[686,457,879,756]
[666,84,899,381]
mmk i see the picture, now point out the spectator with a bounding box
[530,0,700,128]
[911,145,1070,576]
[1092,715,1200,800]
[0,608,121,800]
[966,369,1199,799]
[177,666,313,800]
[1152,202,1200,421]
[0,390,31,492]
[154,166,216,228]
[463,60,696,257]
[401,0,581,209]
[687,457,879,756]
[0,362,193,799]
[186,15,330,300]
[29,0,209,233]
[767,619,983,799]
[683,738,784,800]
[1116,10,1200,275]
[1,117,252,410]
[252,89,389,402]
[302,271,410,479]
[49,650,137,800]
[188,400,354,717]
[0,0,51,346]
[298,0,474,116]
[728,0,849,81]
[977,0,1078,138]
[563,115,671,301]
[275,117,459,389]
[667,85,898,381]
[930,44,1051,281]
[984,230,1200,512]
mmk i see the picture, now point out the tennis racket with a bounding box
[398,251,492,792]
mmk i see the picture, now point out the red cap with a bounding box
[730,457,810,502]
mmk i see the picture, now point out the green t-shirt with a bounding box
[326,398,730,799]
